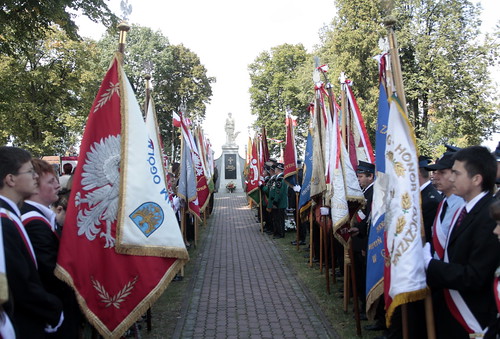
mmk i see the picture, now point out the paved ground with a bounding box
[173,192,338,339]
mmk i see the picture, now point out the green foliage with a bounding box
[0,0,117,55]
[395,0,500,146]
[248,43,310,157]
[249,0,499,156]
[0,26,101,156]
[97,25,215,160]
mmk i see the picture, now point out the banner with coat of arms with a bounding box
[56,56,188,338]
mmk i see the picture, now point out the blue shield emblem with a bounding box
[129,202,164,237]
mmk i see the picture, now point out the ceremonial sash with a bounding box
[443,206,487,337]
[432,200,446,260]
[0,208,37,268]
[22,210,59,239]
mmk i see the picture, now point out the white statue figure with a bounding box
[224,113,240,145]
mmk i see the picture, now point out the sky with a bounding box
[76,0,499,158]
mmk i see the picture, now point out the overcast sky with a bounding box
[77,0,499,157]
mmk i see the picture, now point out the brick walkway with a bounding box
[173,192,338,339]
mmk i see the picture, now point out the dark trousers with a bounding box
[353,250,367,312]
[273,208,285,237]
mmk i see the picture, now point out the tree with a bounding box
[394,0,499,150]
[0,0,117,55]
[248,43,310,157]
[0,26,101,156]
[97,25,215,159]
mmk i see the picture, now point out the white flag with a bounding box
[115,69,187,259]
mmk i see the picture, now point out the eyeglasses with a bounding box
[15,169,37,177]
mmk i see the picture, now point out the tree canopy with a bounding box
[97,25,215,159]
[248,0,499,157]
[0,0,117,55]
[248,43,309,157]
[0,26,101,156]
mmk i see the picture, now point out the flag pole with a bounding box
[144,74,151,117]
[309,208,313,267]
[117,22,130,57]
[384,17,408,115]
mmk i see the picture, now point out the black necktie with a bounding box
[440,200,448,223]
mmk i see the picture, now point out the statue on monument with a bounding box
[224,112,240,146]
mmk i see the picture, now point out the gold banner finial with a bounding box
[117,21,131,54]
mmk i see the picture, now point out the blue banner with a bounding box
[298,130,313,212]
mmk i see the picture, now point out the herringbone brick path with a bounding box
[173,192,337,339]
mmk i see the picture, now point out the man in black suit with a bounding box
[424,146,499,338]
[419,155,443,243]
[22,159,80,338]
[351,160,375,321]
[0,146,63,338]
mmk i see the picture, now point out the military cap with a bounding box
[356,160,375,174]
[425,152,455,171]
[276,163,284,170]
[418,155,432,168]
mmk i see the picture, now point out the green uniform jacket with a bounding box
[268,174,288,209]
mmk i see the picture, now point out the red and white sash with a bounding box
[22,210,59,239]
[0,208,38,268]
[442,206,486,337]
[432,200,446,259]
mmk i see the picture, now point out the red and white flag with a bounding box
[56,56,188,338]
[283,110,297,181]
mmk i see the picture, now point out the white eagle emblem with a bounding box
[75,135,121,248]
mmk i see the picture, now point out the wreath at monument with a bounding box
[226,181,236,193]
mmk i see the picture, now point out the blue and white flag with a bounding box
[115,71,187,258]
[366,81,390,319]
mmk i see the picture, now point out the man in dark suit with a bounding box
[0,146,63,338]
[22,159,80,338]
[424,146,500,338]
[351,160,375,321]
[419,155,443,242]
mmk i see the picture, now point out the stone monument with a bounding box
[215,113,244,193]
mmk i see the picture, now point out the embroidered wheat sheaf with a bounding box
[91,275,138,309]
[93,82,119,113]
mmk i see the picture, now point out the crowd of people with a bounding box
[0,146,200,338]
[255,143,500,339]
[1,141,499,338]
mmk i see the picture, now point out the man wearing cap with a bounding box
[425,152,464,259]
[424,146,499,338]
[268,163,287,239]
[350,160,375,322]
[419,155,443,243]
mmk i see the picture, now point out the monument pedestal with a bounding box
[215,145,244,193]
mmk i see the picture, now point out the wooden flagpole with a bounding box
[384,17,436,339]
[309,208,314,267]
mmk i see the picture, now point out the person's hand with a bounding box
[293,185,301,193]
[45,312,64,333]
[349,227,360,237]
[423,242,432,270]
[320,207,329,216]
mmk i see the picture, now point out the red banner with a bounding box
[55,57,184,338]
